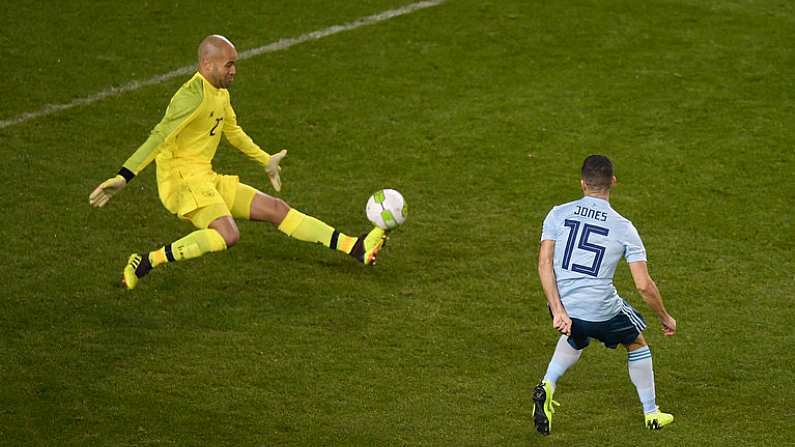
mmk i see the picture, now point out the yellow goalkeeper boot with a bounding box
[122,253,152,290]
[349,227,387,265]
[645,410,674,430]
[532,380,560,436]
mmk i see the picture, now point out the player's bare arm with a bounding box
[538,239,571,336]
[628,261,676,336]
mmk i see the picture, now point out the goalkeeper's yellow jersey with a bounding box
[118,72,271,189]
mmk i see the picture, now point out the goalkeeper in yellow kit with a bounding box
[89,35,386,289]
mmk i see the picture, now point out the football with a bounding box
[366,189,408,230]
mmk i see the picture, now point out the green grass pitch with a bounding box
[1,1,793,445]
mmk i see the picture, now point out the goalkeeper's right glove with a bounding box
[89,175,127,208]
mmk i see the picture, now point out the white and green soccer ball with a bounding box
[366,189,408,230]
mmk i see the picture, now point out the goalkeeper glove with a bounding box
[266,149,287,192]
[89,175,127,208]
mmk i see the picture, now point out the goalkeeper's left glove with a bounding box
[266,149,287,192]
[89,175,127,208]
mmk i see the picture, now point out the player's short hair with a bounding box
[581,155,614,191]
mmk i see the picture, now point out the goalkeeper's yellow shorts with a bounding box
[158,172,258,229]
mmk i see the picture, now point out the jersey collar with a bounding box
[583,194,610,204]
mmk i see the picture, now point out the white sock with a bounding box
[543,335,582,392]
[628,346,657,414]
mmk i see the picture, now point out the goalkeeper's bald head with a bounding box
[198,35,238,89]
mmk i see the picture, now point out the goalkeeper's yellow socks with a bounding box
[277,208,357,253]
[149,229,228,267]
[124,229,228,290]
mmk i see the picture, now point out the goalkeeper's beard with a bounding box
[219,75,234,89]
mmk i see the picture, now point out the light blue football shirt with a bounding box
[541,196,646,322]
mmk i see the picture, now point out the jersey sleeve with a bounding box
[623,222,647,263]
[117,77,203,181]
[223,101,271,168]
[540,207,559,241]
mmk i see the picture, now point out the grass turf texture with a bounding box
[1,0,793,445]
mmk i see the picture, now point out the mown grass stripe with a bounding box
[0,0,447,130]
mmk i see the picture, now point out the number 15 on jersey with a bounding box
[562,219,609,277]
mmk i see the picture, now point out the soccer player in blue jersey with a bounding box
[532,155,677,435]
[89,35,386,289]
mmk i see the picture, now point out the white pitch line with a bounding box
[0,0,447,130]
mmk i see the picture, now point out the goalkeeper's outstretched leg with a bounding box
[121,190,391,289]
[249,191,388,264]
